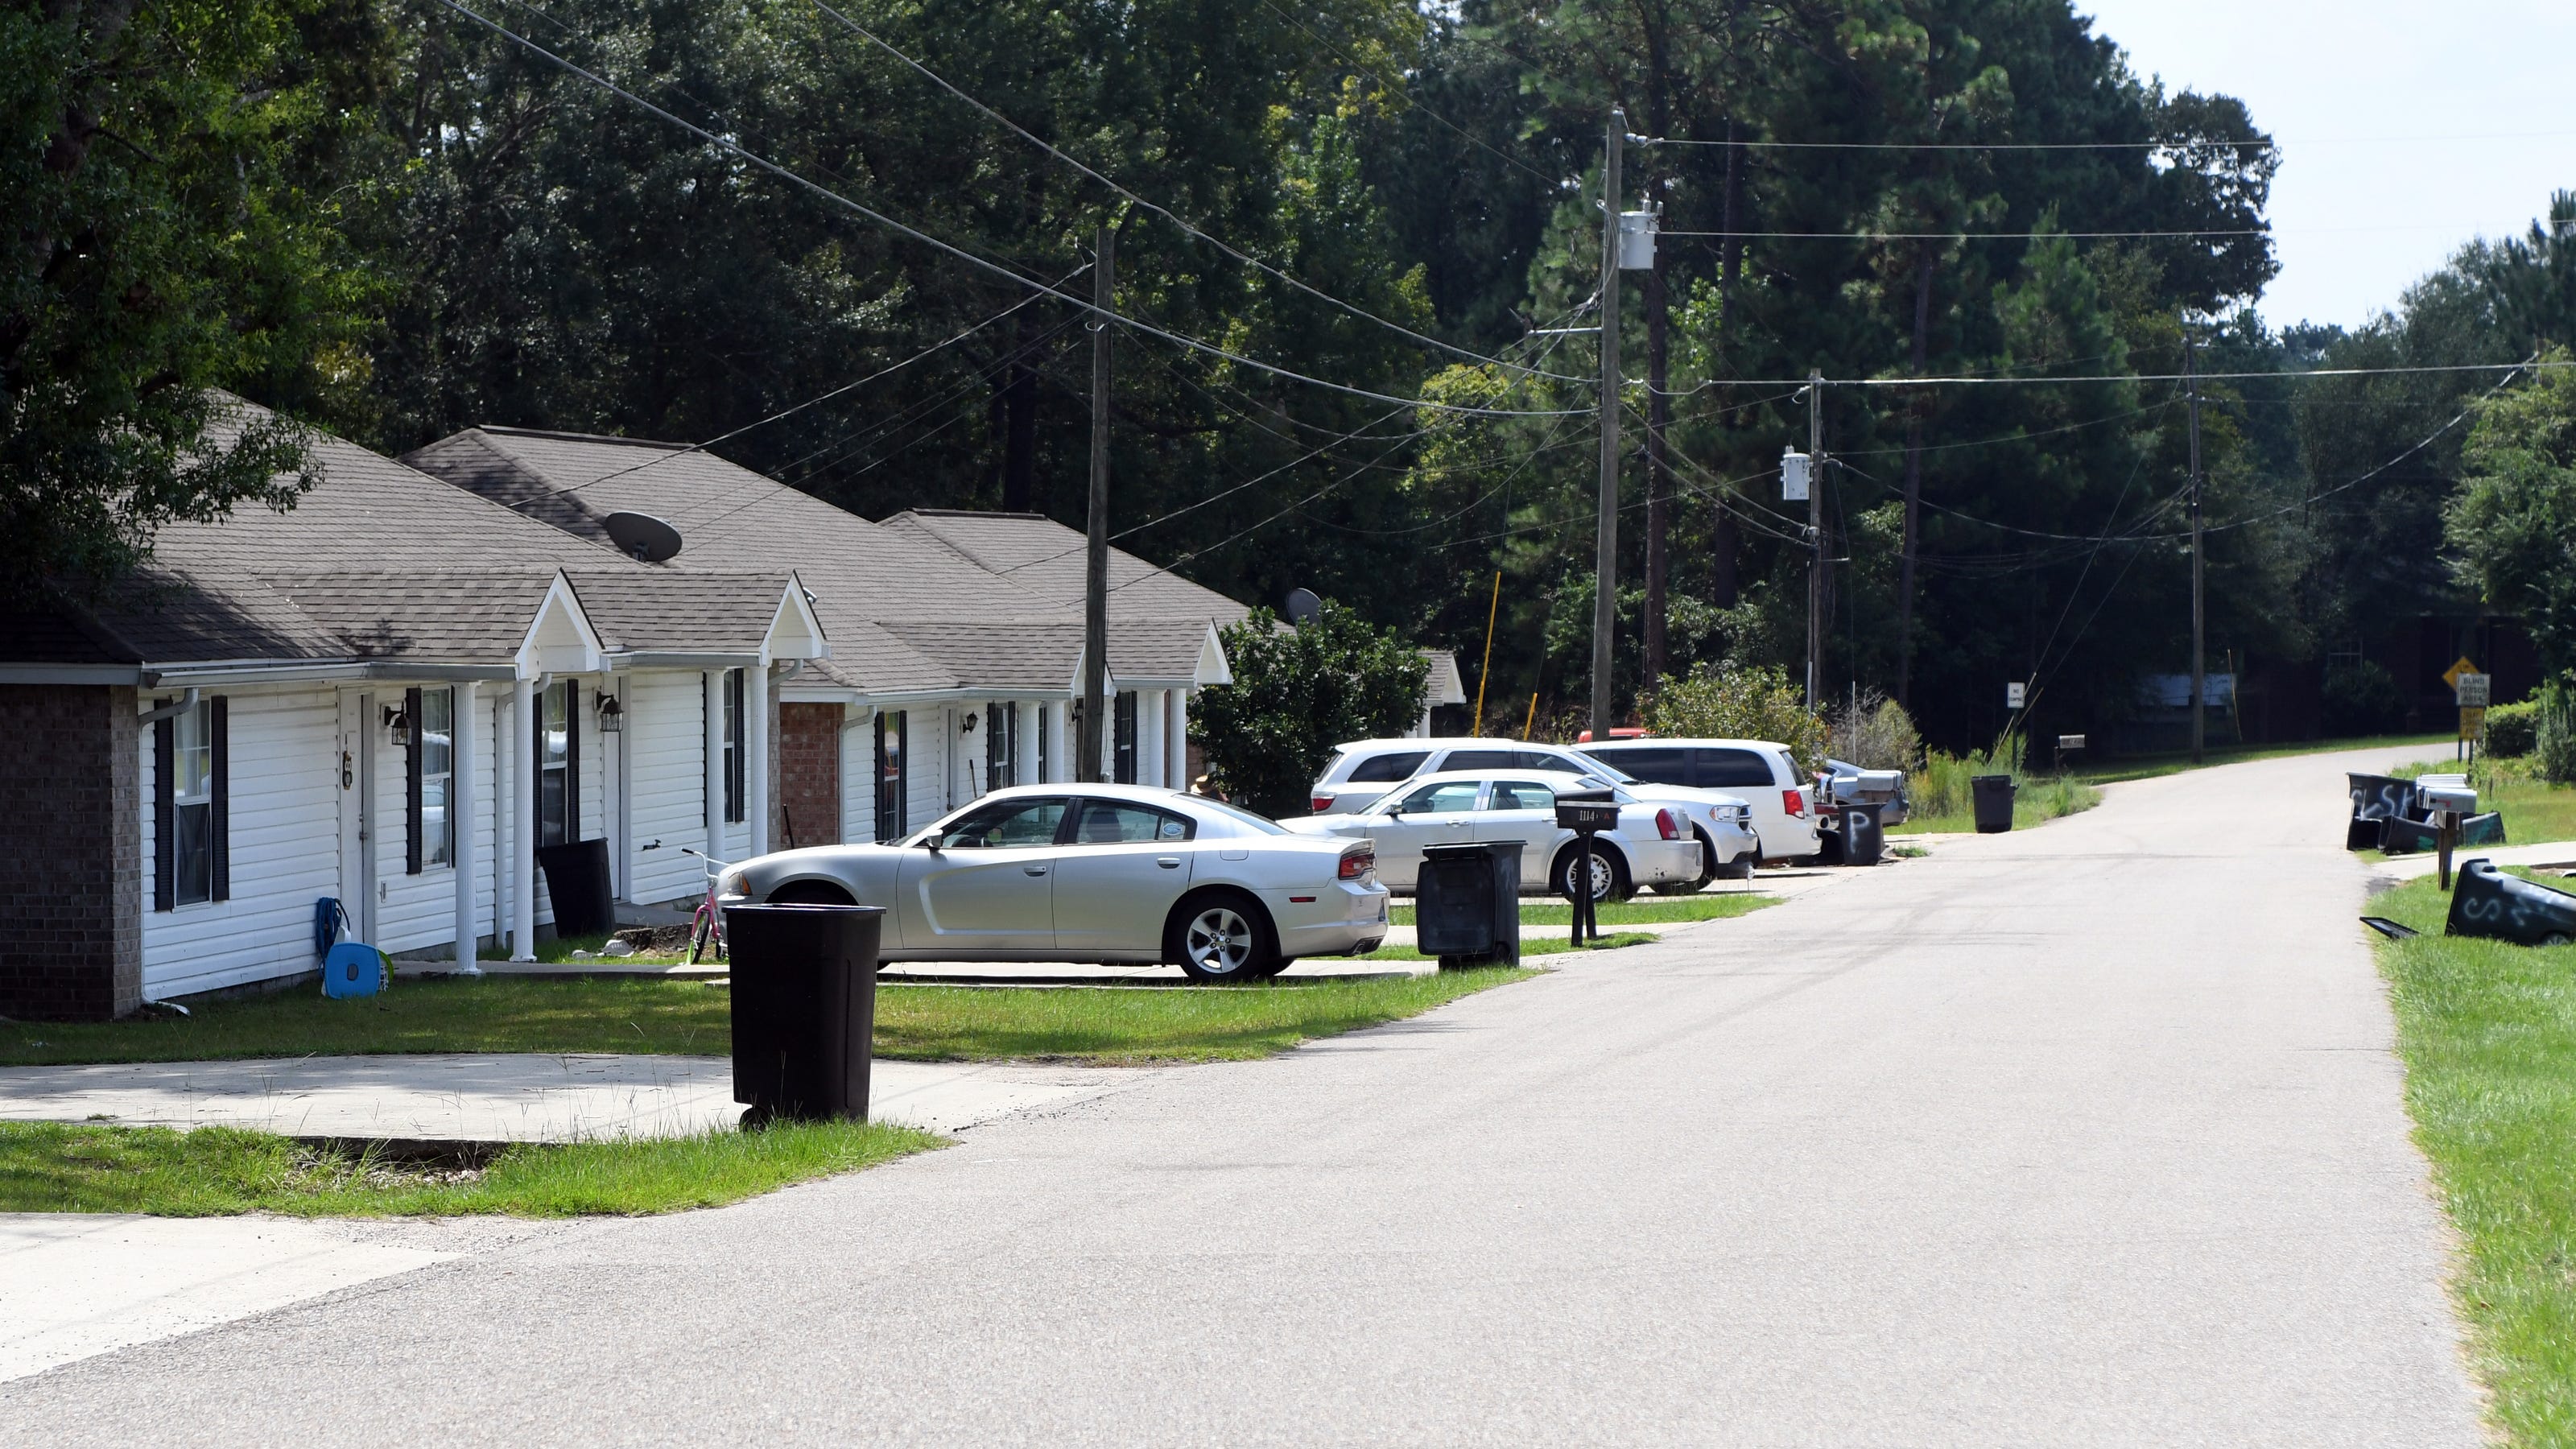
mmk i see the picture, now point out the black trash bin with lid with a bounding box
[1416,841,1522,969]
[1839,803,1887,865]
[1970,775,2017,834]
[724,902,886,1124]
[2345,774,2419,851]
[534,840,616,937]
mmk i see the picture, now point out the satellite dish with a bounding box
[1283,587,1323,625]
[604,511,683,563]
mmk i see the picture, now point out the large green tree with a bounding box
[2,0,378,600]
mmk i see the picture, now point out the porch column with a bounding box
[704,671,725,862]
[1046,700,1071,783]
[1015,700,1039,788]
[745,664,770,857]
[1171,690,1191,789]
[1139,689,1165,790]
[608,672,630,900]
[510,675,536,961]
[452,681,481,973]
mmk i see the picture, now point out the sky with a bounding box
[2075,0,2576,330]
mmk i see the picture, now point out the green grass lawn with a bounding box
[0,1118,941,1217]
[2369,869,2576,1445]
[1891,774,2103,836]
[2073,733,2453,786]
[1356,933,1655,962]
[0,968,1534,1068]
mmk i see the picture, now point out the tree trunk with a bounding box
[1896,250,1934,708]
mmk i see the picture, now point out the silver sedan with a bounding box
[714,784,1389,982]
[1278,770,1726,902]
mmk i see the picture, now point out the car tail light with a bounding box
[1338,846,1375,881]
[1655,807,1682,840]
[1783,787,1806,818]
[1311,793,1335,813]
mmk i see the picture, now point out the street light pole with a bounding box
[1591,109,1624,745]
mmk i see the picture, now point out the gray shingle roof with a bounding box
[402,427,1252,698]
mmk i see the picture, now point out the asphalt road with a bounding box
[1,743,2487,1445]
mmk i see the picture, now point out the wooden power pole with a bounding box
[1080,225,1113,782]
[1591,109,1624,745]
[2186,320,2205,766]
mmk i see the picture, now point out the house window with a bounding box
[874,710,908,842]
[538,679,576,847]
[171,700,216,905]
[1113,691,1138,784]
[722,667,745,824]
[411,686,454,871]
[154,695,225,910]
[986,702,1018,791]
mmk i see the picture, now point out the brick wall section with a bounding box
[0,684,141,1020]
[776,702,842,848]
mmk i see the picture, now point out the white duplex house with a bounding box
[0,405,827,1018]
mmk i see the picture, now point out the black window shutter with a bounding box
[406,685,424,874]
[154,711,174,911]
[209,696,229,902]
[565,682,580,842]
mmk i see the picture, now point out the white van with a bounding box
[1308,737,1757,886]
[1571,737,1821,861]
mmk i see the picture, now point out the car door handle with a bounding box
[1023,865,1049,877]
[1157,857,1181,869]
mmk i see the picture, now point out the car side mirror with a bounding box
[1385,804,1404,819]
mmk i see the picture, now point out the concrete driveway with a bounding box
[0,743,2484,1444]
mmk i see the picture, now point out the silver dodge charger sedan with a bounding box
[713,784,1389,982]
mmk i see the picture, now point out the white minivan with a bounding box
[1572,737,1821,862]
[1308,737,1757,886]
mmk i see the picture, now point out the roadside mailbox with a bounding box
[2418,774,2477,889]
[1554,789,1620,947]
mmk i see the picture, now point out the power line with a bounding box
[1657,225,2448,240]
[1637,128,2576,151]
[432,0,1590,420]
[1666,360,2576,389]
[808,1,1593,386]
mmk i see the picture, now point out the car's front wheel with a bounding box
[1552,843,1632,904]
[1166,891,1280,984]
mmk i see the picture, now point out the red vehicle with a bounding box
[1575,727,1653,743]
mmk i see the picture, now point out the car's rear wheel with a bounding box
[1551,843,1632,904]
[1166,890,1280,984]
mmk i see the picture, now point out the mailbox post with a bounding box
[2418,774,2477,890]
[1554,788,1620,947]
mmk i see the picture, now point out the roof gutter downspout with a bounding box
[138,687,200,724]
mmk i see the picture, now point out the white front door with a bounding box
[336,689,378,943]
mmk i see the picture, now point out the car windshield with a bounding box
[1191,799,1291,836]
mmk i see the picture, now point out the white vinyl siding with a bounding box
[907,708,948,832]
[841,709,873,848]
[141,686,338,998]
[625,670,711,907]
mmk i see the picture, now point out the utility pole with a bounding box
[1080,225,1114,782]
[1591,109,1624,745]
[2185,319,2205,766]
[1806,369,1825,709]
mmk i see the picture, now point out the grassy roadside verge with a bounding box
[2075,733,2452,786]
[1,968,1535,1068]
[0,1118,942,1217]
[2369,869,2576,1444]
[1389,894,1777,928]
[1891,775,2103,836]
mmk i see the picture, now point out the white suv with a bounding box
[1573,737,1822,862]
[1308,737,1757,886]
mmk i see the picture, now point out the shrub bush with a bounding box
[2486,698,2541,757]
[1827,691,1922,771]
[2537,679,2576,784]
[2322,660,2409,737]
[1643,661,1827,775]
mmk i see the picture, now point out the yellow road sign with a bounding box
[2460,707,2487,741]
[2442,655,2479,691]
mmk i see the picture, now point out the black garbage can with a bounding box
[2446,859,2576,946]
[1970,775,2017,834]
[534,839,616,937]
[1417,841,1522,969]
[724,903,885,1123]
[2345,774,2418,851]
[1839,803,1886,865]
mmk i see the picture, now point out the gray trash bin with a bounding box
[724,902,885,1124]
[1839,803,1886,865]
[1971,774,2017,834]
[1416,841,1522,969]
